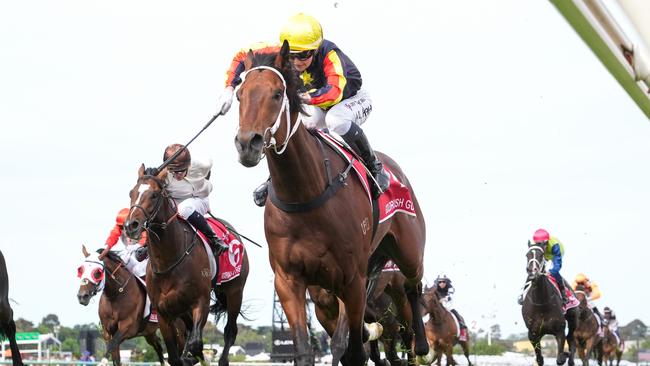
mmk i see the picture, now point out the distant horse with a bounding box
[0,250,23,366]
[417,284,472,366]
[233,41,429,365]
[521,241,577,366]
[125,166,250,366]
[600,321,622,366]
[572,284,600,366]
[76,246,167,366]
[365,269,415,366]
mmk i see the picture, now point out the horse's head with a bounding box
[420,284,442,317]
[574,283,588,305]
[526,240,547,280]
[234,41,306,167]
[77,245,105,305]
[125,164,169,240]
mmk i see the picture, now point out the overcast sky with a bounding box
[1,0,648,338]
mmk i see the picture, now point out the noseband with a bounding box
[243,66,302,155]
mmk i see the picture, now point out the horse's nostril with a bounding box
[250,134,264,150]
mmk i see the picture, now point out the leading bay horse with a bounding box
[76,246,167,366]
[417,284,472,366]
[572,284,600,366]
[0,250,23,366]
[522,241,577,366]
[234,41,428,365]
[125,167,250,366]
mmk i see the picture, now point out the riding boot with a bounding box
[252,178,270,207]
[451,309,468,341]
[340,124,390,198]
[593,307,604,324]
[187,211,229,257]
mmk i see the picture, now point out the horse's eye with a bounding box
[151,192,160,199]
[273,90,282,101]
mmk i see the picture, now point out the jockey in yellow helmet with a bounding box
[216,13,390,206]
[572,273,603,322]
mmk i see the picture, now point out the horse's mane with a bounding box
[95,248,124,265]
[248,52,306,115]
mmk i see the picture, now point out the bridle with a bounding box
[243,66,303,155]
[129,175,176,237]
[526,245,546,277]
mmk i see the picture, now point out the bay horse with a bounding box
[572,284,600,366]
[417,284,472,366]
[124,166,250,366]
[600,321,622,366]
[76,246,166,366]
[522,241,577,366]
[0,250,23,366]
[233,41,429,365]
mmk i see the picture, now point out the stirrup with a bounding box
[253,181,269,207]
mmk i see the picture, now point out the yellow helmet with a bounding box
[575,273,588,283]
[279,13,323,52]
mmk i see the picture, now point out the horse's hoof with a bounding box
[99,358,110,366]
[416,348,434,365]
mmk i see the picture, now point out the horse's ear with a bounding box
[82,244,90,258]
[244,49,254,71]
[138,164,145,177]
[527,240,532,246]
[275,40,290,69]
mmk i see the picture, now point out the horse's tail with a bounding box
[210,286,228,322]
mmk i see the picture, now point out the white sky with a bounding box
[1,0,648,338]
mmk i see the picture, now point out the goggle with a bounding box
[77,265,105,284]
[289,50,314,61]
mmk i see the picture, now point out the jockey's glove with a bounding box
[217,86,234,115]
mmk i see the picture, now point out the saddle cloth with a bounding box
[317,131,417,223]
[523,274,580,313]
[193,217,245,285]
[382,260,400,272]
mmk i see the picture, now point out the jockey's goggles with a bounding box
[289,50,314,61]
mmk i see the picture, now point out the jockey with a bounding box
[215,13,390,206]
[536,228,568,304]
[572,273,603,322]
[434,274,468,341]
[603,307,622,343]
[99,208,148,278]
[155,144,229,258]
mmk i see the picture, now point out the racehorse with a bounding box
[365,269,415,366]
[77,246,166,366]
[601,321,622,366]
[125,167,250,366]
[233,41,429,365]
[417,284,472,366]
[0,250,23,366]
[572,284,600,366]
[522,241,577,366]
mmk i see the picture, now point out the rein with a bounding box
[104,259,132,293]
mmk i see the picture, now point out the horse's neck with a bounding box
[429,299,447,324]
[149,200,193,267]
[530,275,551,303]
[267,119,329,202]
[102,261,133,300]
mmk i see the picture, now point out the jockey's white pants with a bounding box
[441,297,454,311]
[117,246,148,277]
[301,89,372,136]
[176,197,210,220]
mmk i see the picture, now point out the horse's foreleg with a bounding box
[565,309,578,366]
[530,331,544,366]
[555,332,568,366]
[159,317,183,366]
[405,282,429,356]
[186,303,208,363]
[143,330,166,365]
[275,275,312,366]
[340,276,368,366]
[5,319,24,366]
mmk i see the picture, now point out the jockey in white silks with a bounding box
[434,274,468,341]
